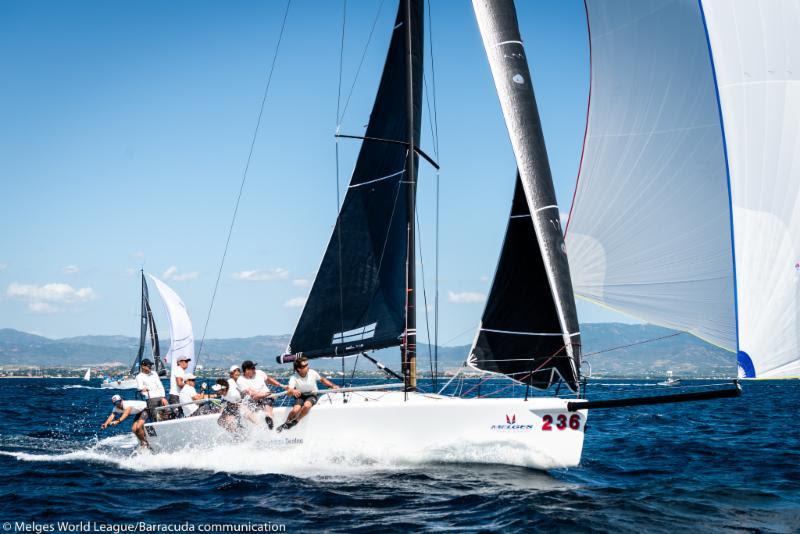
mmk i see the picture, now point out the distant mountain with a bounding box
[0,324,736,377]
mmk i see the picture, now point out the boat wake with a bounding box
[1,434,562,476]
[49,385,103,390]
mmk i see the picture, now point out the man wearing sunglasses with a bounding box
[277,357,338,432]
[100,394,149,447]
[135,358,168,421]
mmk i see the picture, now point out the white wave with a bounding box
[0,434,563,477]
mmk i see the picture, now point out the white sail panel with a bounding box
[566,0,737,352]
[701,0,800,378]
[148,275,196,375]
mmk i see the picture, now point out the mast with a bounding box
[403,0,417,391]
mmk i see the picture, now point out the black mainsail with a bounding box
[470,0,581,391]
[284,0,423,361]
[131,272,163,376]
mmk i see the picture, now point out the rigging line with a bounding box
[583,332,686,358]
[415,204,435,382]
[425,0,441,388]
[339,0,387,124]
[334,0,346,367]
[196,0,292,361]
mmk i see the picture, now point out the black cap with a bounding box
[241,360,257,371]
[141,359,153,366]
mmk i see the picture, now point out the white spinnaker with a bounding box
[566,0,737,354]
[701,0,800,378]
[148,275,196,375]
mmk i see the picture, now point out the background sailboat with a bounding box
[102,271,164,390]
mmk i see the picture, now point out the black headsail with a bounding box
[283,0,423,361]
[470,0,581,391]
[131,272,163,376]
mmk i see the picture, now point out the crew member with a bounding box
[168,356,192,412]
[178,373,207,417]
[277,356,338,432]
[135,358,167,421]
[236,360,286,429]
[101,394,149,447]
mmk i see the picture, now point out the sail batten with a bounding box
[285,0,423,361]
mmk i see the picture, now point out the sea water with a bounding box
[0,378,798,532]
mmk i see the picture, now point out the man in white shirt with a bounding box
[100,394,149,447]
[178,374,205,417]
[168,356,191,408]
[225,365,242,403]
[236,360,286,429]
[277,356,338,432]
[135,359,167,421]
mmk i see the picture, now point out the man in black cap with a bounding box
[135,358,167,421]
[236,360,286,429]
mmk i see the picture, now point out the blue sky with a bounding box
[0,0,634,343]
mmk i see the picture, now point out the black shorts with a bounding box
[133,411,144,423]
[245,397,274,410]
[143,397,165,422]
[294,393,318,407]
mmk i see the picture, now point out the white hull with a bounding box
[101,378,138,390]
[144,391,587,470]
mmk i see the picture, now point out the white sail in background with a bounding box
[566,0,800,378]
[701,0,800,378]
[148,274,196,375]
[83,368,91,381]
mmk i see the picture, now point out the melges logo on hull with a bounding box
[491,413,534,432]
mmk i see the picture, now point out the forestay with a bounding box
[285,0,423,360]
[470,0,582,391]
[148,274,196,375]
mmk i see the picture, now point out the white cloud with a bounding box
[284,296,308,309]
[292,278,311,288]
[125,267,137,276]
[233,268,289,282]
[28,302,57,314]
[132,251,145,259]
[7,282,96,303]
[447,291,486,304]
[479,275,490,283]
[162,266,199,282]
[63,265,80,275]
[8,282,96,314]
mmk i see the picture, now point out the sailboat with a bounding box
[658,371,681,387]
[102,271,166,390]
[83,368,91,381]
[143,0,593,468]
[139,0,799,467]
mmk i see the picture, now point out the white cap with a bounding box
[211,384,223,392]
[184,373,197,380]
[111,394,122,404]
[229,365,240,373]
